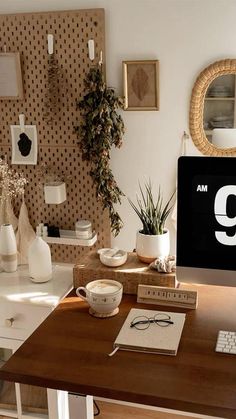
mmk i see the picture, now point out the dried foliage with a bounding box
[36,163,70,185]
[43,54,60,124]
[0,158,27,201]
[75,65,125,236]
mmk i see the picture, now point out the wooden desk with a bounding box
[0,285,236,418]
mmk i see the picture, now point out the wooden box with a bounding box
[73,252,176,295]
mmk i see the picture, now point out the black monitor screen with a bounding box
[177,156,236,271]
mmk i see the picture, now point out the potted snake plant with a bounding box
[129,180,175,263]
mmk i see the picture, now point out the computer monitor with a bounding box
[176,156,236,286]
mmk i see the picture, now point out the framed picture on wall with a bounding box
[0,53,24,99]
[11,125,38,165]
[123,60,159,111]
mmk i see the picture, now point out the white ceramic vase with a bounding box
[136,229,170,263]
[28,236,52,282]
[0,223,17,272]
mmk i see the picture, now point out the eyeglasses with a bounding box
[130,313,174,330]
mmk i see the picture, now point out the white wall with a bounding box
[1,0,236,253]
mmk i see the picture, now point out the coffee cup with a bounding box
[76,279,123,317]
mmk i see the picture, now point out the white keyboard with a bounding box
[215,330,236,354]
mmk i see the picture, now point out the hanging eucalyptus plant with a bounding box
[75,65,125,236]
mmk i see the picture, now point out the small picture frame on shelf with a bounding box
[11,125,38,165]
[0,53,23,99]
[123,60,159,111]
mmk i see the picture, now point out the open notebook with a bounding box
[109,308,186,356]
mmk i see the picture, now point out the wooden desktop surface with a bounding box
[0,285,236,418]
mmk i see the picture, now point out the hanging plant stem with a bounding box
[75,65,125,236]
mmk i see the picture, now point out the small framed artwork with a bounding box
[123,60,159,111]
[11,125,38,165]
[0,53,24,99]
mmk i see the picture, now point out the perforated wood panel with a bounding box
[0,9,110,263]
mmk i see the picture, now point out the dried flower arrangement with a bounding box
[36,163,70,185]
[75,65,125,236]
[0,157,27,228]
[0,158,27,200]
[43,54,60,124]
[0,158,36,264]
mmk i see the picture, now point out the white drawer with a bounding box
[0,301,51,340]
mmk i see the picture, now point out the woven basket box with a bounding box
[73,252,176,295]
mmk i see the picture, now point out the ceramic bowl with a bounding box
[98,248,128,267]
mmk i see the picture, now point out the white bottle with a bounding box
[0,223,17,272]
[28,236,52,282]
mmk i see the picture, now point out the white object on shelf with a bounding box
[44,181,67,204]
[75,219,92,239]
[44,229,97,246]
[43,225,48,237]
[36,225,42,236]
[28,236,52,282]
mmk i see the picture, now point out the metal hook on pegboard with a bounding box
[88,39,95,61]
[99,50,103,66]
[47,34,54,55]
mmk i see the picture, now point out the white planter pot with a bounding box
[0,223,17,272]
[44,182,66,204]
[136,229,170,263]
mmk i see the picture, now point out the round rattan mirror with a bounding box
[189,59,236,156]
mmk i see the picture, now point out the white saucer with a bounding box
[89,307,119,318]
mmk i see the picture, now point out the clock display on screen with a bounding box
[177,157,236,271]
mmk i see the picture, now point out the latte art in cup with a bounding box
[89,281,120,294]
[76,279,123,317]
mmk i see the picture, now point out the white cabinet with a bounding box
[0,264,73,419]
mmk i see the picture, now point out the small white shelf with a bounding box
[44,230,97,246]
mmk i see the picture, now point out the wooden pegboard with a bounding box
[0,9,111,263]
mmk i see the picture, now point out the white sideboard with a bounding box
[0,263,73,419]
